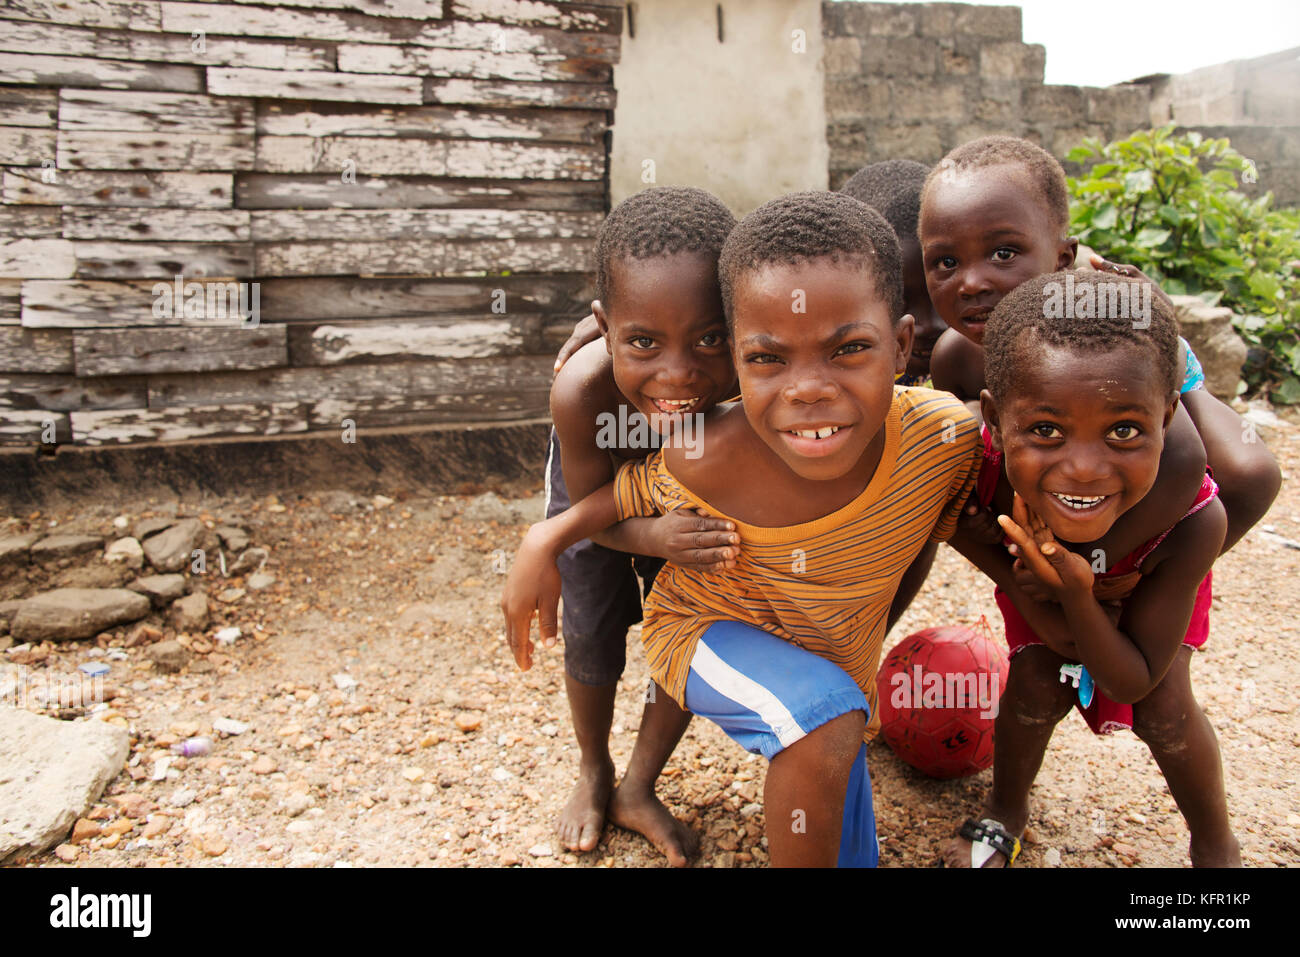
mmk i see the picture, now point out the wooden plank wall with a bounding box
[0,0,619,446]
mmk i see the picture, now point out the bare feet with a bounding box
[608,782,699,867]
[941,812,1026,868]
[1190,833,1242,868]
[556,758,614,853]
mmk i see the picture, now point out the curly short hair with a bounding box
[923,136,1070,234]
[718,191,903,328]
[595,186,736,309]
[984,271,1180,403]
[839,159,930,247]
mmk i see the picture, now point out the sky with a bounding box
[833,0,1300,87]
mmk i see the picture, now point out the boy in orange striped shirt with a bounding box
[504,193,981,866]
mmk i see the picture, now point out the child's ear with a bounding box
[980,390,1004,450]
[894,314,915,375]
[592,300,613,354]
[1161,393,1179,433]
[1058,236,1080,271]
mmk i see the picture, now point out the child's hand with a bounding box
[997,493,1095,599]
[1010,553,1056,603]
[500,524,564,671]
[553,313,601,372]
[1087,254,1174,309]
[646,508,739,571]
[959,499,1004,545]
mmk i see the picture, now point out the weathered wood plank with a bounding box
[62,207,251,242]
[0,328,73,373]
[450,0,619,33]
[207,67,423,105]
[57,130,256,172]
[255,101,606,144]
[73,242,253,279]
[73,325,286,376]
[22,278,266,327]
[0,89,58,128]
[251,208,599,241]
[71,402,309,445]
[307,390,549,429]
[337,43,611,84]
[147,354,554,406]
[0,240,76,279]
[0,373,147,410]
[0,20,334,71]
[234,173,604,210]
[255,275,592,321]
[58,90,255,134]
[255,136,603,179]
[0,409,70,445]
[0,127,55,167]
[162,5,616,58]
[287,315,537,365]
[255,238,594,277]
[424,77,615,110]
[0,53,202,92]
[0,280,21,322]
[4,169,233,208]
[216,0,443,18]
[2,1,161,31]
[0,207,61,239]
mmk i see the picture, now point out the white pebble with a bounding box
[333,673,359,692]
[528,843,553,858]
[213,717,248,736]
[214,626,241,645]
[1044,847,1062,867]
[169,788,196,808]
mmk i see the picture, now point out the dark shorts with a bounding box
[545,429,664,685]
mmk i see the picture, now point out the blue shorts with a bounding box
[683,620,878,868]
[1180,337,1205,393]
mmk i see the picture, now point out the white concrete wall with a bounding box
[610,0,828,215]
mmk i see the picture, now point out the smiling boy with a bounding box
[505,192,981,866]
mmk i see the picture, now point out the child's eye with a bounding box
[1030,422,1062,439]
[933,255,957,271]
[835,341,869,357]
[629,336,655,349]
[745,353,780,365]
[992,248,1017,262]
[698,332,725,347]
[1108,424,1141,440]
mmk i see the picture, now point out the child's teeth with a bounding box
[793,426,840,439]
[1053,493,1107,510]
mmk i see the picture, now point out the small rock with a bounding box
[715,851,736,869]
[132,517,174,541]
[197,833,227,857]
[491,767,514,782]
[499,848,521,866]
[216,588,245,604]
[214,526,250,552]
[53,843,79,862]
[250,756,277,775]
[127,575,186,609]
[246,571,275,591]
[103,537,144,570]
[454,713,482,733]
[170,592,209,632]
[169,788,196,808]
[213,626,241,645]
[112,516,130,531]
[213,717,248,736]
[283,793,313,817]
[70,818,102,844]
[141,818,171,839]
[739,802,762,818]
[528,843,553,858]
[103,818,133,837]
[124,623,163,648]
[229,547,268,575]
[286,820,313,835]
[1044,847,1062,866]
[402,767,425,782]
[332,673,358,692]
[146,640,191,674]
[538,723,558,737]
[372,495,394,509]
[142,519,203,574]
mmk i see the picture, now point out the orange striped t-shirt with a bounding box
[612,387,981,740]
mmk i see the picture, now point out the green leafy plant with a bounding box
[1067,125,1300,402]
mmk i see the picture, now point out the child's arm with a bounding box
[929,330,984,419]
[552,312,600,372]
[1000,493,1225,704]
[502,483,620,671]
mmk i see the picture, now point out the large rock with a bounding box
[147,639,191,673]
[214,526,250,552]
[10,588,151,642]
[128,574,187,608]
[0,709,130,864]
[103,536,144,570]
[30,534,103,562]
[171,592,209,631]
[1172,295,1248,400]
[0,533,41,569]
[142,518,203,573]
[133,517,174,541]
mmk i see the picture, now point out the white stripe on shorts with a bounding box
[691,638,806,749]
[543,431,556,516]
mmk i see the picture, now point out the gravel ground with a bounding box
[5,413,1298,869]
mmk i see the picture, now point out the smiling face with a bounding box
[731,257,912,483]
[594,251,737,431]
[983,343,1178,544]
[919,163,1076,346]
[900,237,945,378]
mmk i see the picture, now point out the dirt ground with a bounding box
[5,412,1299,869]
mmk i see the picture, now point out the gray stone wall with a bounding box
[823,1,1149,188]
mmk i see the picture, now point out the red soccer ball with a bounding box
[876,625,1009,779]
